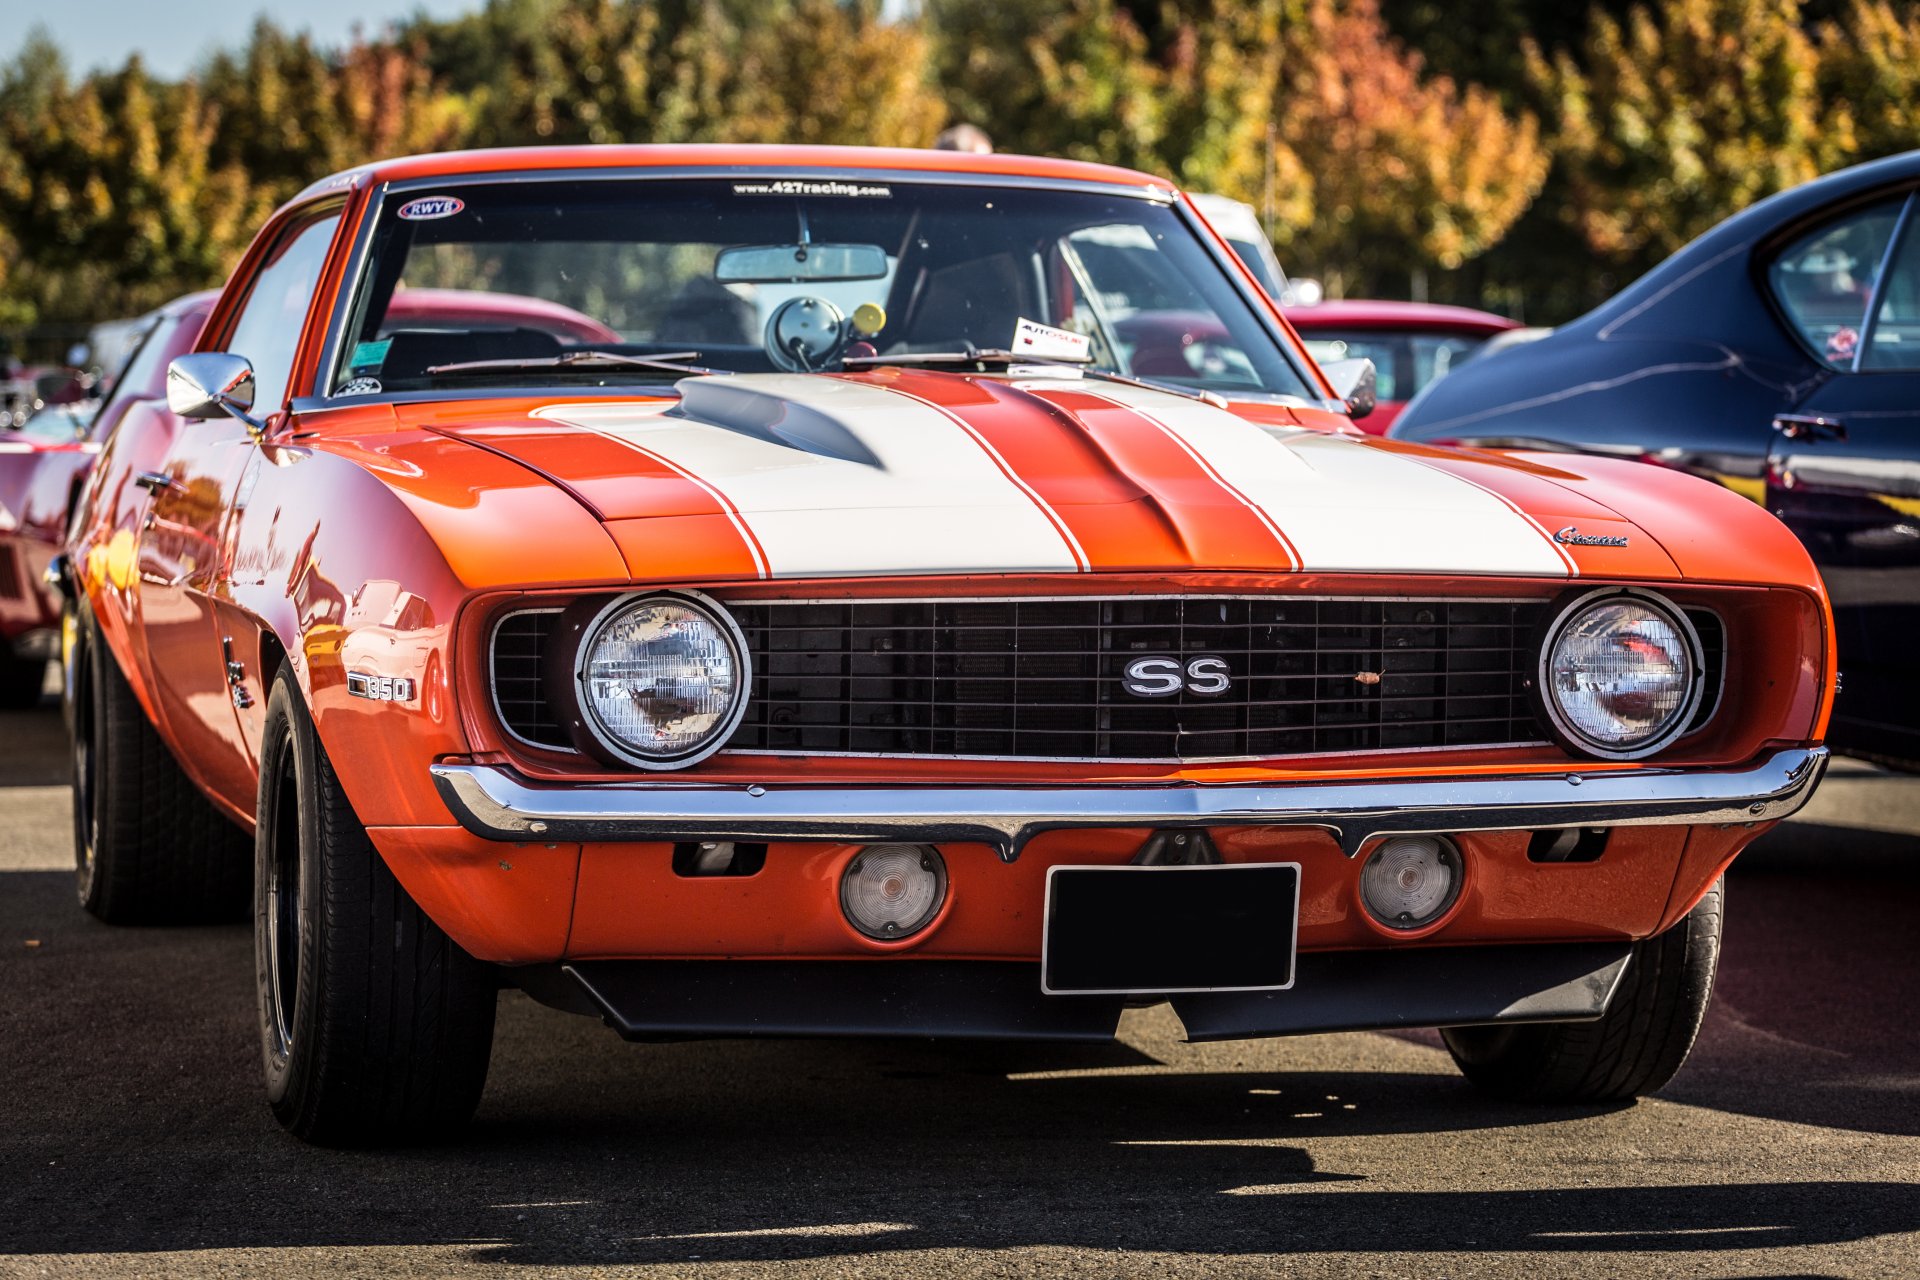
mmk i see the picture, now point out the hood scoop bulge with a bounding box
[670,376,882,468]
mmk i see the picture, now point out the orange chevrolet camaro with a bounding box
[57,145,1834,1146]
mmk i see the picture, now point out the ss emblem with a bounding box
[1121,655,1232,698]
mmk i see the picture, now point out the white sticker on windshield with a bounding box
[1013,317,1091,361]
[731,180,892,198]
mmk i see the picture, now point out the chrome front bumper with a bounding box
[430,746,1827,861]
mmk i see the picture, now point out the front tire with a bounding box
[255,667,497,1146]
[1443,878,1724,1102]
[71,610,251,923]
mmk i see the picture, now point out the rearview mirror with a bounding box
[167,352,261,429]
[1320,357,1377,420]
[714,243,889,284]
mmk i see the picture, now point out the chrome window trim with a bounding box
[310,179,391,405]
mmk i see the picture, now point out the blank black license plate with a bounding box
[1041,863,1301,995]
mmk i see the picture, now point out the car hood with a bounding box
[414,369,1720,584]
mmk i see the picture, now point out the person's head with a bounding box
[933,123,993,154]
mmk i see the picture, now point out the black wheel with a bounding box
[70,609,251,924]
[255,666,496,1146]
[1443,878,1724,1102]
[0,644,48,709]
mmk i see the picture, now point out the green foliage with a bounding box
[653,0,946,146]
[9,0,1920,342]
[0,34,268,325]
[929,0,1285,199]
[1528,0,1827,273]
[402,0,660,145]
[1814,0,1920,162]
[1274,0,1550,290]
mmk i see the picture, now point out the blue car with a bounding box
[1394,151,1920,770]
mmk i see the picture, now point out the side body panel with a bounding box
[1766,371,1920,763]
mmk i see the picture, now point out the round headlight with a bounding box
[574,592,750,769]
[1539,590,1701,759]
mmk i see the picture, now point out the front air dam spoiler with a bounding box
[509,942,1635,1043]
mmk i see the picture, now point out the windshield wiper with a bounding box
[842,348,1229,408]
[424,351,730,378]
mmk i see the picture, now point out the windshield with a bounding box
[329,178,1316,401]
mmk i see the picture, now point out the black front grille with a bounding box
[728,596,1548,760]
[493,596,1550,760]
[1684,607,1725,732]
[492,610,569,748]
[490,594,1741,764]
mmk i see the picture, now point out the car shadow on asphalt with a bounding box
[4,751,1920,1265]
[4,855,1920,1266]
[1672,819,1920,1140]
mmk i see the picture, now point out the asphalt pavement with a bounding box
[3,673,1918,1279]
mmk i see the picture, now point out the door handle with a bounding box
[1772,413,1848,442]
[133,470,186,496]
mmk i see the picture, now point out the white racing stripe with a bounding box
[534,376,1083,578]
[1078,384,1574,576]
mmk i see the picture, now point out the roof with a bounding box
[296,145,1175,204]
[1282,300,1520,334]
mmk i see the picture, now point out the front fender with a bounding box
[225,429,624,829]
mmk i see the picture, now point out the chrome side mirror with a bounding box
[167,353,264,432]
[1321,357,1377,420]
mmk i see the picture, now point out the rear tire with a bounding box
[255,667,496,1146]
[1443,878,1724,1102]
[71,611,251,924]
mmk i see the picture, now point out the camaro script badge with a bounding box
[1554,525,1630,547]
[1122,655,1232,698]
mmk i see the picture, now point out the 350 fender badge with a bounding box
[346,672,415,703]
[396,195,465,221]
[1554,525,1630,547]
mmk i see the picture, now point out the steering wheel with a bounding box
[765,296,848,372]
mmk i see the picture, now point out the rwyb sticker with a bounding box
[396,195,465,221]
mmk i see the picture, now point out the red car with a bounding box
[1284,300,1521,434]
[1,293,217,706]
[3,289,613,709]
[61,145,1831,1145]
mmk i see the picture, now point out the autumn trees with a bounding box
[3,0,1920,347]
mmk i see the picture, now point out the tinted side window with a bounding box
[1768,198,1903,368]
[223,210,343,412]
[1862,210,1920,370]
